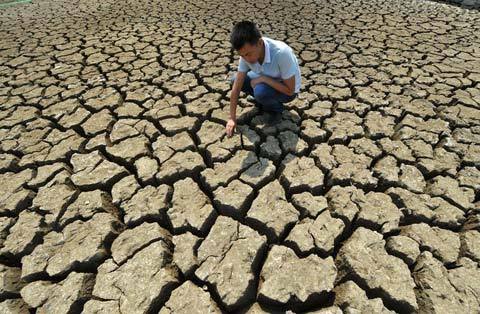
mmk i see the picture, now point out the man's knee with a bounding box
[253,83,272,104]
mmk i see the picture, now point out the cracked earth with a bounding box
[0,0,479,313]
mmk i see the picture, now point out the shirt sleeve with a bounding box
[278,48,298,80]
[238,57,249,72]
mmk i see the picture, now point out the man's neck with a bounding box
[258,38,265,65]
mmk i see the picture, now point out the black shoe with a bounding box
[253,101,264,114]
[257,104,264,114]
[265,111,282,125]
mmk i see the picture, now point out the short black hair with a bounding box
[230,21,261,50]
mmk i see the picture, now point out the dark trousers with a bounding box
[232,72,297,113]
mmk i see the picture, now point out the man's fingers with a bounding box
[228,126,236,137]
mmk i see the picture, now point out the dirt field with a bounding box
[0,0,479,313]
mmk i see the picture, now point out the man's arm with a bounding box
[253,75,295,96]
[229,71,246,120]
[226,71,247,136]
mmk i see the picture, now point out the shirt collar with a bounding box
[262,37,270,64]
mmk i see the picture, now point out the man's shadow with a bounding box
[234,93,300,189]
[214,75,300,211]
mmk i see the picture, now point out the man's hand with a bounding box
[226,119,236,137]
[250,75,295,96]
[250,76,264,89]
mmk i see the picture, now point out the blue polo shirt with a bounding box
[237,36,301,93]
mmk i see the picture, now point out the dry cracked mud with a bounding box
[0,0,479,313]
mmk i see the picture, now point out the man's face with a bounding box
[237,40,261,64]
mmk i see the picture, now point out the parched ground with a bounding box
[0,0,479,313]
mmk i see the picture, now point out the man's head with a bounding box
[230,21,262,64]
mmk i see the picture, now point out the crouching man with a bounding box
[226,21,302,136]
